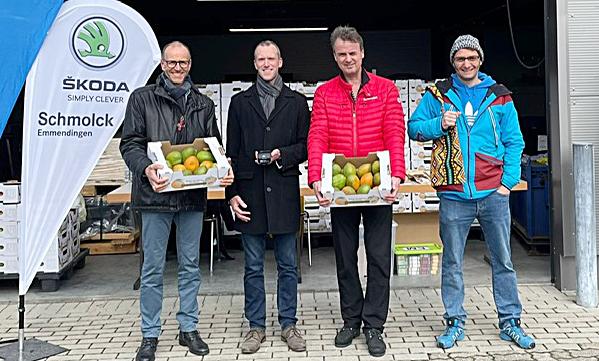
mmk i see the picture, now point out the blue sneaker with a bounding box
[436,318,465,349]
[499,319,536,349]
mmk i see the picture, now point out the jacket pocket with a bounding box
[474,152,503,191]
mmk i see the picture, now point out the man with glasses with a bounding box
[121,41,233,361]
[226,40,309,354]
[408,34,535,350]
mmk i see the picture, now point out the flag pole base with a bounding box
[0,338,68,361]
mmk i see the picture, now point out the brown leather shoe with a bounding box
[281,325,306,352]
[240,329,266,354]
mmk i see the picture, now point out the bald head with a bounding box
[161,41,191,60]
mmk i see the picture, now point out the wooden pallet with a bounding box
[81,230,139,255]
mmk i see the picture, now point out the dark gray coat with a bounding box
[225,84,310,235]
[120,79,220,212]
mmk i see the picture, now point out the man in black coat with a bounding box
[225,40,310,354]
[120,41,233,361]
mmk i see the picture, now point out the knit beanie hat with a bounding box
[449,35,484,64]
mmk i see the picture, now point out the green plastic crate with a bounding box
[394,243,443,256]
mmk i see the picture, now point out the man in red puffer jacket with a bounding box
[307,26,405,358]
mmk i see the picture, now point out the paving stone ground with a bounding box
[1,285,599,360]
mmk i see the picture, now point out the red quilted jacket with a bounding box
[308,72,406,185]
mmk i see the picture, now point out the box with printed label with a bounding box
[0,255,18,274]
[38,239,72,273]
[0,238,18,256]
[395,80,408,94]
[0,182,21,204]
[411,157,431,171]
[221,81,252,99]
[147,137,230,193]
[0,204,21,221]
[412,192,440,213]
[321,151,392,207]
[196,84,220,102]
[0,221,19,239]
[393,193,412,213]
[410,143,433,159]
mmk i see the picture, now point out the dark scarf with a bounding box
[159,72,193,110]
[256,74,283,118]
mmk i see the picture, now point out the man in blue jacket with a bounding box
[408,35,535,350]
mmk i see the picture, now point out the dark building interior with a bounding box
[1,0,545,181]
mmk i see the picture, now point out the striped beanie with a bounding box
[450,35,484,64]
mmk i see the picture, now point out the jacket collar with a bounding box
[154,77,206,111]
[336,69,371,97]
[244,83,293,124]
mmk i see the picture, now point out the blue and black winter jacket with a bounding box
[408,74,525,201]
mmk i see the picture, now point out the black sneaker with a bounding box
[135,338,158,361]
[179,330,209,356]
[365,328,386,357]
[334,326,360,348]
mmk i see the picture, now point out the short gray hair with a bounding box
[161,41,191,59]
[254,40,281,59]
[330,26,363,51]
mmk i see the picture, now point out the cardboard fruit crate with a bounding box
[147,137,230,193]
[320,151,392,207]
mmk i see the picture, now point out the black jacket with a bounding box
[225,84,310,234]
[120,78,220,212]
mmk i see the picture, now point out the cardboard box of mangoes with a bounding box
[147,137,230,192]
[320,151,392,207]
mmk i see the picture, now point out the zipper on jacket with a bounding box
[487,108,499,147]
[466,125,473,199]
[352,107,358,157]
[351,93,358,157]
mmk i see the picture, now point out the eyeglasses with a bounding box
[454,55,480,64]
[163,59,191,69]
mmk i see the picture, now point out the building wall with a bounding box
[552,0,599,290]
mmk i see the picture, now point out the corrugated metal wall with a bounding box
[567,1,599,252]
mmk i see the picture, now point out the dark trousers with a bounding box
[330,205,392,332]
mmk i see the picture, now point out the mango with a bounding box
[173,164,187,172]
[343,162,356,178]
[360,172,373,187]
[182,169,192,176]
[197,149,216,162]
[346,174,360,191]
[357,184,371,194]
[332,174,347,190]
[184,155,200,172]
[332,163,342,176]
[200,160,214,169]
[374,172,381,186]
[357,163,372,178]
[181,146,197,161]
[194,166,208,175]
[341,186,356,195]
[165,151,182,166]
[372,160,380,174]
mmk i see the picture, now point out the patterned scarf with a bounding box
[429,85,466,187]
[159,72,192,110]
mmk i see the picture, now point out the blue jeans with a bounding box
[439,191,522,325]
[242,232,298,330]
[140,211,203,338]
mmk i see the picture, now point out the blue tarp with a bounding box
[0,0,62,137]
